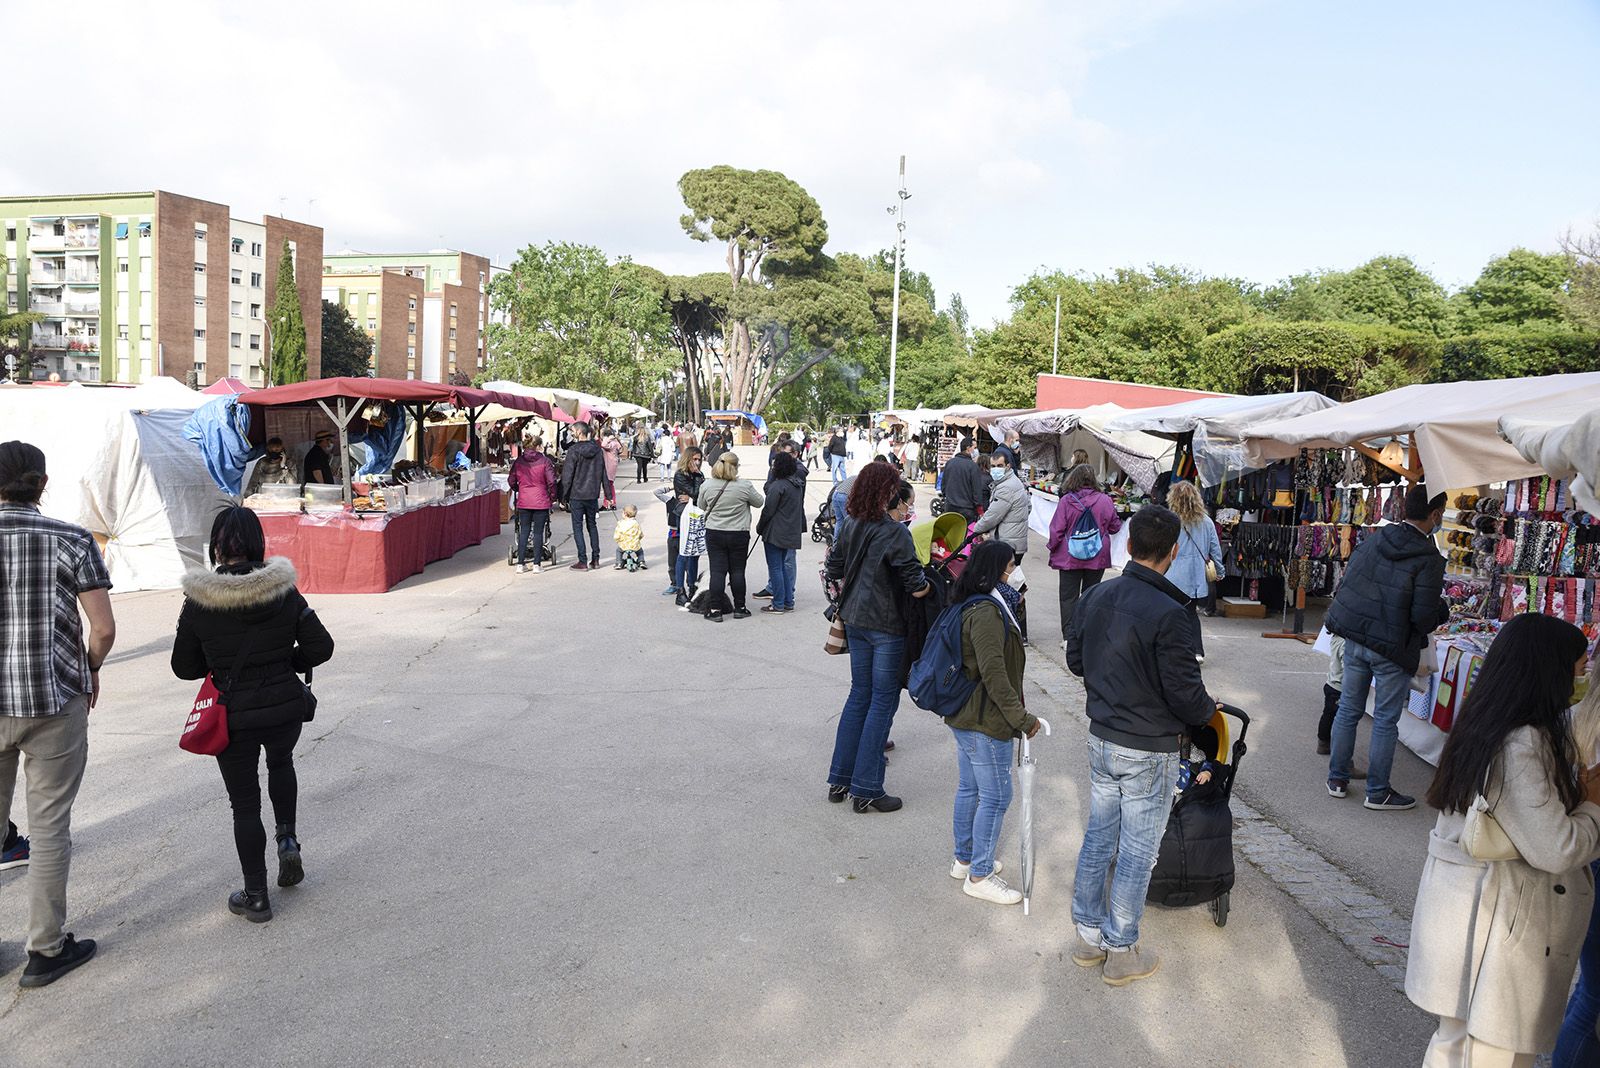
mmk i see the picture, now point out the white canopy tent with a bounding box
[988,404,1177,492]
[1242,372,1600,492]
[1105,390,1339,487]
[0,378,229,591]
[1499,409,1600,516]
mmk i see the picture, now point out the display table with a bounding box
[1026,489,1130,567]
[259,490,502,594]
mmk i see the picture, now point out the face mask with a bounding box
[1575,677,1591,706]
[990,468,1007,482]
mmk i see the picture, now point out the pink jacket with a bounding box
[601,437,621,480]
[508,452,557,510]
[1046,488,1122,571]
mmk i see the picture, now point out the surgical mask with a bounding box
[990,468,1007,482]
[1575,676,1591,706]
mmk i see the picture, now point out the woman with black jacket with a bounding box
[757,451,806,613]
[172,507,334,922]
[825,462,930,813]
[669,448,706,607]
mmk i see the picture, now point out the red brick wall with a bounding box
[378,272,425,380]
[439,281,477,382]
[264,217,324,379]
[153,191,231,384]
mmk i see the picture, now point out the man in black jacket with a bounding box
[1066,505,1217,987]
[1324,484,1447,812]
[827,427,848,484]
[559,421,606,571]
[940,438,989,525]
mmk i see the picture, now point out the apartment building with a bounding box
[321,249,489,382]
[0,191,322,385]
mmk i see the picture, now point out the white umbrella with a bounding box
[1018,716,1052,916]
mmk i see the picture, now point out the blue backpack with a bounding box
[909,596,1017,717]
[1067,502,1104,561]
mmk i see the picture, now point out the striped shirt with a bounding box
[0,503,112,717]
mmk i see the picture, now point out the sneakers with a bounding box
[852,794,903,813]
[962,874,1023,906]
[949,858,1003,880]
[759,605,784,614]
[705,610,724,623]
[276,829,304,888]
[1102,944,1161,987]
[517,564,529,574]
[1071,933,1108,968]
[228,888,273,923]
[661,586,680,597]
[569,561,589,572]
[1327,779,1349,799]
[731,607,752,620]
[18,933,96,989]
[532,565,543,575]
[827,785,849,804]
[1316,739,1331,756]
[754,588,774,599]
[1364,789,1417,811]
[0,834,28,871]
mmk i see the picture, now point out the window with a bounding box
[194,226,206,241]
[450,303,458,316]
[408,297,416,310]
[367,318,376,330]
[230,269,242,285]
[137,221,151,236]
[140,325,151,340]
[231,237,243,253]
[195,296,205,307]
[139,256,151,276]
[249,303,261,318]
[119,259,129,273]
[194,262,205,274]
[194,328,205,339]
[407,345,415,359]
[249,334,261,350]
[448,327,456,340]
[349,295,359,306]
[5,227,14,241]
[231,301,242,316]
[249,272,262,287]
[250,242,262,257]
[230,332,241,348]
[117,325,129,340]
[407,322,415,334]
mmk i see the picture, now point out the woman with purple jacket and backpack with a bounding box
[1046,464,1122,645]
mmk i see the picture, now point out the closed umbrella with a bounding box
[1017,716,1052,916]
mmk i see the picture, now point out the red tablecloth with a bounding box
[259,491,502,593]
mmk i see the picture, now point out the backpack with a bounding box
[908,596,1015,717]
[1067,499,1104,561]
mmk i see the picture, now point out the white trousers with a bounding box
[1422,1017,1534,1068]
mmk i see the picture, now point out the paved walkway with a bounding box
[0,465,1438,1066]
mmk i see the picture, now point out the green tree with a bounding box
[1195,321,1437,398]
[267,240,307,384]
[0,253,44,380]
[485,241,676,402]
[1451,248,1574,328]
[1561,223,1600,332]
[319,299,374,378]
[1434,323,1600,382]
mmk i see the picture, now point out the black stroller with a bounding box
[1146,703,1250,927]
[811,496,836,544]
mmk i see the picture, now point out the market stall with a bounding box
[187,377,552,594]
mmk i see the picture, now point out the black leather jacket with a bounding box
[825,517,928,636]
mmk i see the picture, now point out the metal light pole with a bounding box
[1051,293,1061,375]
[886,155,909,411]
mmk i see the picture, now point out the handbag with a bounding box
[1183,528,1222,584]
[823,538,870,656]
[180,626,264,756]
[1462,768,1519,862]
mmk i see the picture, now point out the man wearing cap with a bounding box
[303,430,336,487]
[1323,483,1448,811]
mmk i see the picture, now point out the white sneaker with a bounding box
[950,857,1003,879]
[962,874,1023,905]
[517,564,529,574]
[531,565,543,575]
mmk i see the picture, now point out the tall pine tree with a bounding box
[268,239,307,384]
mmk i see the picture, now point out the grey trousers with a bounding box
[0,694,90,955]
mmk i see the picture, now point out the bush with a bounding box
[1434,324,1600,382]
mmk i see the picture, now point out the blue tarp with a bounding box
[704,409,768,437]
[353,403,407,476]
[184,396,253,496]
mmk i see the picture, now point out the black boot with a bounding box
[228,888,273,923]
[276,825,304,888]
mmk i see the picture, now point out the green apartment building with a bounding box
[1,191,322,384]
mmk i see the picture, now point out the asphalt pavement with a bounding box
[0,454,1437,1066]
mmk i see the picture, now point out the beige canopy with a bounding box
[1242,372,1600,491]
[1499,410,1600,516]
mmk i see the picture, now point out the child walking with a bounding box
[614,504,646,571]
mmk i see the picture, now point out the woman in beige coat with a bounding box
[1405,613,1600,1066]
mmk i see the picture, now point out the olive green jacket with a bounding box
[943,598,1037,741]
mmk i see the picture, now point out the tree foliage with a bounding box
[485,241,676,402]
[268,240,307,385]
[319,299,373,378]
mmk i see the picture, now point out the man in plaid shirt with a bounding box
[0,441,116,989]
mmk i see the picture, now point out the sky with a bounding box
[6,0,1598,327]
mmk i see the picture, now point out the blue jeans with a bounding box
[827,626,905,800]
[951,728,1014,879]
[570,498,600,565]
[674,546,700,592]
[830,454,847,483]
[1555,860,1600,1067]
[1071,736,1177,949]
[1329,639,1411,798]
[763,544,797,609]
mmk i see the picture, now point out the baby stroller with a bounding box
[1146,703,1250,927]
[811,496,836,544]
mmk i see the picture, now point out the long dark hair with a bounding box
[209,505,266,566]
[1426,613,1589,815]
[953,541,1015,601]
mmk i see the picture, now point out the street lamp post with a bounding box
[886,155,910,411]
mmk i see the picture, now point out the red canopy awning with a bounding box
[239,378,552,418]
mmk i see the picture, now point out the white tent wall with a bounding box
[0,380,224,592]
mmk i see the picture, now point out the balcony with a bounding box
[65,302,99,316]
[27,226,65,251]
[64,231,99,249]
[29,300,65,315]
[31,332,67,349]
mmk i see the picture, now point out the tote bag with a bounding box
[180,627,264,756]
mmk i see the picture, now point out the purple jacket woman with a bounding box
[508,445,558,571]
[1045,468,1123,641]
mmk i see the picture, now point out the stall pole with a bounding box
[315,397,356,511]
[466,405,484,463]
[1263,485,1315,644]
[411,404,428,463]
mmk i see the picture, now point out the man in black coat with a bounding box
[1066,505,1217,986]
[827,427,848,484]
[1324,483,1447,812]
[559,421,606,571]
[940,438,989,525]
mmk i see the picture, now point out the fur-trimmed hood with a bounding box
[181,556,299,611]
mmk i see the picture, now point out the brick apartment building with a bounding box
[321,249,490,382]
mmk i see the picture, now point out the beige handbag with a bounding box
[822,541,868,656]
[1205,559,1222,584]
[1462,791,1520,862]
